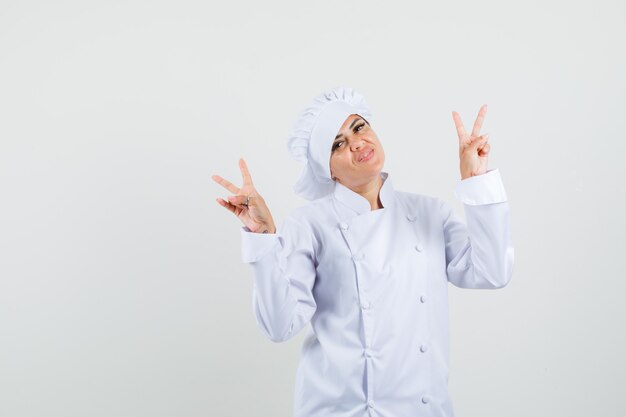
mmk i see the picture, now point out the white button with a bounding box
[361,301,371,310]
[420,295,427,303]
[340,222,349,230]
[365,349,373,358]
[406,214,416,222]
[367,400,375,409]
[420,344,428,353]
[421,396,430,404]
[352,253,365,261]
[414,243,424,252]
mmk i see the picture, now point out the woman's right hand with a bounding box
[212,158,277,234]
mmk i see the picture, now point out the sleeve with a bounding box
[442,168,515,289]
[240,214,317,342]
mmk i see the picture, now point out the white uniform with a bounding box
[240,169,514,417]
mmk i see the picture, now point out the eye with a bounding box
[354,123,365,133]
[332,140,344,152]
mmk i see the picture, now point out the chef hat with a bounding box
[287,86,373,200]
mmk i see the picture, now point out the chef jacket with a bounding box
[240,168,514,417]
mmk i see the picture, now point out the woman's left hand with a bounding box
[452,104,491,180]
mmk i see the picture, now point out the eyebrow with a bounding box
[334,118,363,140]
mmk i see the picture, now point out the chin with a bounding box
[370,158,384,173]
[356,165,384,183]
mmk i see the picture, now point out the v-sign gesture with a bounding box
[212,158,276,234]
[452,104,491,180]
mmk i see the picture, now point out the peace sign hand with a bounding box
[452,104,491,180]
[212,158,276,234]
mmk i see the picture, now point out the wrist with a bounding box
[259,224,276,234]
[460,169,487,181]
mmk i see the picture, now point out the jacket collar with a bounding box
[333,171,395,215]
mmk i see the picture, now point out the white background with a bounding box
[1,0,624,416]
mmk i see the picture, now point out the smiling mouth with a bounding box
[358,149,374,162]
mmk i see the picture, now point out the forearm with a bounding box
[444,169,515,289]
[450,202,514,289]
[248,248,310,342]
[240,217,317,342]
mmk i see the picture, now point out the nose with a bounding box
[350,139,365,152]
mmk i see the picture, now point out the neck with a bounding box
[346,173,384,210]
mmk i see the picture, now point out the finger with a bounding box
[470,134,488,150]
[471,104,488,137]
[228,194,250,208]
[478,143,491,156]
[216,197,240,215]
[452,111,469,144]
[239,158,254,187]
[212,174,240,194]
[470,133,488,142]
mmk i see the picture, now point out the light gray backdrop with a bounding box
[1,0,624,416]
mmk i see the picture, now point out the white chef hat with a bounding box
[287,86,373,200]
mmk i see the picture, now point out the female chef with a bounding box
[211,87,514,417]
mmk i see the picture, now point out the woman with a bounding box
[212,87,514,417]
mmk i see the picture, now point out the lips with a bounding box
[358,148,374,162]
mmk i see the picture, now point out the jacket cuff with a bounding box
[240,226,279,263]
[454,168,508,205]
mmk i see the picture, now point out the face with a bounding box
[329,114,385,188]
